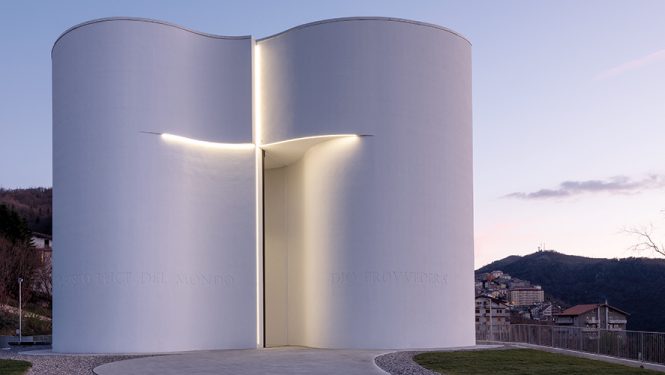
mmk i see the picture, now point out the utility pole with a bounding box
[18,277,23,343]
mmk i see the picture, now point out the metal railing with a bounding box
[477,324,665,365]
[4,334,52,345]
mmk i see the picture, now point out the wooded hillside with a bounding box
[478,251,665,332]
[0,188,52,235]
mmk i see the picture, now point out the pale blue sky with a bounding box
[1,1,664,266]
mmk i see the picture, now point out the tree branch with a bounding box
[625,225,665,257]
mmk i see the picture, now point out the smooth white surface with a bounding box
[260,19,474,348]
[53,17,473,352]
[52,19,257,353]
[161,133,254,150]
[262,135,359,169]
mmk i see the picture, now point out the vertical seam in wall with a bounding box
[285,166,290,345]
[262,151,266,347]
[251,37,264,348]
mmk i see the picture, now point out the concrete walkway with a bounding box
[93,347,389,375]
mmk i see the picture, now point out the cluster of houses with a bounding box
[475,270,629,331]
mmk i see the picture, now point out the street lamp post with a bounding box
[18,277,23,344]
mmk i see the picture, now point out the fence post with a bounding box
[640,331,644,363]
[551,326,554,348]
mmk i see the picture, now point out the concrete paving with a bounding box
[93,347,390,375]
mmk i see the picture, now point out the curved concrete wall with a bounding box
[260,19,474,348]
[53,17,473,352]
[52,19,257,353]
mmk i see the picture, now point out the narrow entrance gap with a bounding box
[262,149,266,348]
[263,162,291,347]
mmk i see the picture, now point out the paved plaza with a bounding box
[93,347,388,375]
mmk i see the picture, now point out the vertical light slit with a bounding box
[253,42,264,347]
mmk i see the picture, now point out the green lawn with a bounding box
[0,359,32,375]
[414,349,661,375]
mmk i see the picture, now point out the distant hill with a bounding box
[0,188,52,235]
[477,250,665,332]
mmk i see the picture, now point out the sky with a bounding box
[1,1,664,267]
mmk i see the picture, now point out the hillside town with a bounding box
[475,270,629,332]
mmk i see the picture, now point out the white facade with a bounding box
[52,17,474,353]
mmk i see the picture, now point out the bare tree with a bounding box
[626,223,665,257]
[0,235,40,304]
[34,258,52,301]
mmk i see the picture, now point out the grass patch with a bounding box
[414,349,661,375]
[0,359,32,375]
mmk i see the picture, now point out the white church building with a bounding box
[52,17,474,353]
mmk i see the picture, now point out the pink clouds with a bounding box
[596,49,665,80]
